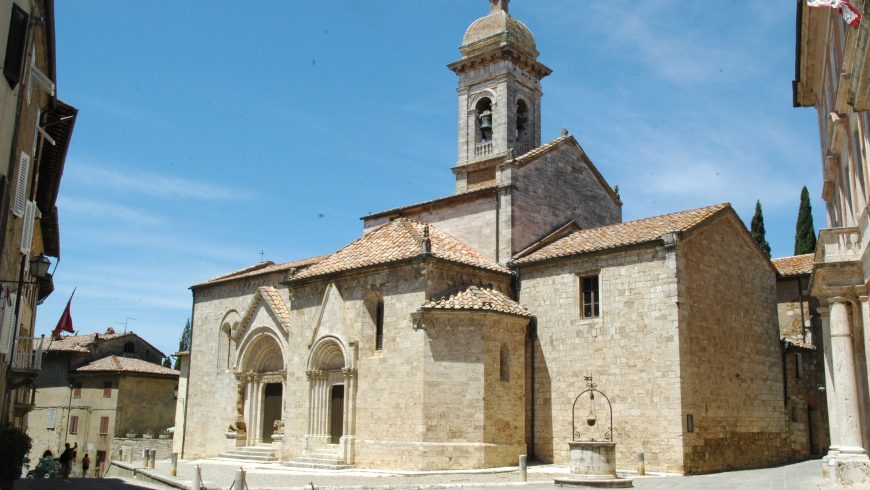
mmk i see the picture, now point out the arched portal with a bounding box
[306,337,356,454]
[236,331,286,446]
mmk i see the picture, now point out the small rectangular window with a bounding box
[686,414,694,433]
[375,301,384,351]
[99,416,109,435]
[46,407,56,429]
[69,415,78,435]
[795,353,804,379]
[581,275,600,319]
[73,383,81,399]
[103,381,112,398]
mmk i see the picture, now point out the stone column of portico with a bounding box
[820,306,840,459]
[829,297,868,459]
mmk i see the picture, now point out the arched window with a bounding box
[515,99,528,148]
[499,344,510,382]
[123,342,135,354]
[365,292,385,352]
[476,98,493,143]
[218,323,232,371]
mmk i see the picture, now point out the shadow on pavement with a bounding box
[14,477,154,489]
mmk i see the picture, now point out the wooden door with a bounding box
[329,385,344,444]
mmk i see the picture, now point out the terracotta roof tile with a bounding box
[193,256,327,288]
[292,219,510,281]
[421,285,532,318]
[75,355,179,377]
[771,254,814,277]
[362,185,499,220]
[514,204,730,265]
[36,332,135,353]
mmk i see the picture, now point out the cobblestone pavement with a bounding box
[127,457,836,490]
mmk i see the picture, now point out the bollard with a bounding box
[150,449,157,469]
[235,467,246,490]
[519,454,527,482]
[191,464,202,490]
[170,452,178,477]
[637,452,645,476]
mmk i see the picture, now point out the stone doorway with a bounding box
[235,332,286,446]
[262,383,283,441]
[330,385,345,444]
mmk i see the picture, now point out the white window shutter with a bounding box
[20,201,35,254]
[32,109,40,155]
[13,152,29,217]
[47,407,56,429]
[0,293,16,360]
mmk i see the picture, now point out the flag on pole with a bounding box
[51,288,75,338]
[808,0,862,27]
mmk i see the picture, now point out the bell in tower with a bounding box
[449,1,552,180]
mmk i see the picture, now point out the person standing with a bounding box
[81,453,90,478]
[58,442,77,478]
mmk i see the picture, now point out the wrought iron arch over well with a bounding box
[571,376,613,442]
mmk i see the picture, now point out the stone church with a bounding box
[177,1,801,474]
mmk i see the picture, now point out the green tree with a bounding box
[751,200,772,258]
[794,186,817,255]
[174,318,192,370]
[162,357,171,368]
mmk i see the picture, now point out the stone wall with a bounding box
[363,194,499,262]
[519,245,685,473]
[112,437,173,462]
[677,212,791,473]
[511,142,621,255]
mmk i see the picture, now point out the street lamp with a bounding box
[28,255,51,280]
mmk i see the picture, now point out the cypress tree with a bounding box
[751,200,772,258]
[162,357,171,368]
[174,318,192,370]
[794,186,817,255]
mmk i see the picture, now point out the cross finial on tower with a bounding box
[490,0,509,14]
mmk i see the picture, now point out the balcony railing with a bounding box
[474,141,493,158]
[817,227,865,263]
[11,336,42,372]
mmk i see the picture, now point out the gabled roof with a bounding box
[362,185,499,221]
[291,218,510,282]
[74,356,179,378]
[514,204,730,265]
[421,285,532,318]
[233,286,292,340]
[192,256,327,288]
[772,254,814,278]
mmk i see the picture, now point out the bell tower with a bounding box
[449,0,552,192]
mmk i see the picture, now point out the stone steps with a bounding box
[217,446,278,463]
[285,449,351,470]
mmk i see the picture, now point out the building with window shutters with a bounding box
[26,330,178,475]
[177,0,817,474]
[0,0,76,430]
[793,0,870,485]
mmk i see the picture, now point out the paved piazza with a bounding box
[86,457,835,489]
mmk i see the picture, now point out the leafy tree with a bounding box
[0,426,31,489]
[794,186,817,255]
[174,318,192,370]
[751,200,772,258]
[162,357,171,368]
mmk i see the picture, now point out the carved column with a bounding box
[829,297,867,459]
[342,368,358,463]
[820,306,840,458]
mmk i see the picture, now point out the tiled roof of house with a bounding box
[292,219,510,281]
[75,355,179,377]
[421,285,532,318]
[771,254,814,277]
[362,185,499,220]
[513,134,571,164]
[36,332,135,353]
[514,204,730,265]
[193,256,327,288]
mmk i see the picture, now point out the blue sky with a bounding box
[39,1,825,358]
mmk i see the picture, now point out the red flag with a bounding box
[51,289,75,338]
[808,0,862,27]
